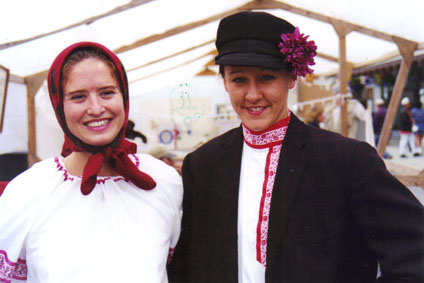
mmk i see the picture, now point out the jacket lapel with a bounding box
[216,125,243,207]
[216,126,244,277]
[266,114,308,268]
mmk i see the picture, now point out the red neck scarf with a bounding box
[48,42,156,195]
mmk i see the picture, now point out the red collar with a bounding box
[242,113,291,149]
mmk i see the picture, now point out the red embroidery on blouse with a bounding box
[242,114,290,149]
[242,116,290,266]
[243,126,287,148]
[256,145,282,266]
[167,248,175,264]
[54,155,140,184]
[0,250,27,282]
[12,259,27,281]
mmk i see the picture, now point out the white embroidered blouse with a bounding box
[0,154,183,283]
[238,114,290,283]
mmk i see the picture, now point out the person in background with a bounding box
[325,96,367,139]
[125,119,148,144]
[411,96,424,157]
[372,97,392,159]
[149,145,182,175]
[399,96,418,158]
[303,104,324,128]
[168,11,424,283]
[0,42,182,282]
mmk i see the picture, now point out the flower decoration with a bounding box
[278,27,317,79]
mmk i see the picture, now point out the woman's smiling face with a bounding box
[223,66,295,131]
[62,58,125,146]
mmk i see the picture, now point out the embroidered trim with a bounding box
[242,114,290,149]
[0,251,27,282]
[243,126,288,148]
[256,145,282,266]
[55,156,75,182]
[12,259,27,280]
[167,248,175,264]
[54,155,140,184]
[241,116,290,265]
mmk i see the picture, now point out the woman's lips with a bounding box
[246,106,267,116]
[84,119,111,131]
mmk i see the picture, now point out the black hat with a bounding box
[215,11,295,69]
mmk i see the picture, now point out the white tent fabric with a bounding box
[0,82,27,154]
[0,0,423,156]
[1,0,423,78]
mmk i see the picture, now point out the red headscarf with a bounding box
[47,41,156,195]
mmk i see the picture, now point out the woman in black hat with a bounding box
[168,11,424,283]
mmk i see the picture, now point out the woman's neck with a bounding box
[64,151,118,177]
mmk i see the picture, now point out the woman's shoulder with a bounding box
[132,152,176,172]
[4,157,63,194]
[132,153,182,186]
[0,157,65,219]
[305,125,370,156]
[10,157,59,182]
[133,153,183,205]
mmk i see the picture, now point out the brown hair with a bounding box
[218,65,292,78]
[61,46,119,88]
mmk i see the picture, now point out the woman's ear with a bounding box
[288,78,296,90]
[223,77,229,92]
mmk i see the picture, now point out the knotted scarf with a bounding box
[48,42,156,195]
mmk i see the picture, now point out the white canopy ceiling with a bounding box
[1,0,424,96]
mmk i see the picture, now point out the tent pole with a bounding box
[338,34,349,137]
[377,38,416,157]
[24,71,47,166]
[331,20,354,137]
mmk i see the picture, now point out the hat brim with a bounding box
[215,52,290,69]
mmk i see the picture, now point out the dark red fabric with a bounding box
[47,42,156,195]
[0,181,9,196]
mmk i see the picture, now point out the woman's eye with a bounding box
[70,94,85,101]
[232,77,246,83]
[262,75,274,81]
[101,90,116,97]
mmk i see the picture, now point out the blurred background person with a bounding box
[372,98,392,159]
[303,104,325,128]
[325,96,367,140]
[411,96,424,157]
[398,97,418,158]
[149,145,182,175]
[125,119,148,144]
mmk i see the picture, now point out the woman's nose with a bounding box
[87,95,105,115]
[245,82,262,102]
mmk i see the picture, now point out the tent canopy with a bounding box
[1,0,423,95]
[1,0,424,161]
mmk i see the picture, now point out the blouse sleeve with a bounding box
[168,200,182,264]
[0,178,29,282]
[168,167,183,264]
[0,162,52,283]
[139,154,183,264]
[170,201,183,249]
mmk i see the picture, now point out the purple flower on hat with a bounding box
[278,27,317,79]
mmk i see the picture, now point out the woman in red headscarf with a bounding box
[0,42,182,282]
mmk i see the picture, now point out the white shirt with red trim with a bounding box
[238,115,290,283]
[0,154,182,283]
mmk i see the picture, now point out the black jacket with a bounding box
[169,114,424,283]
